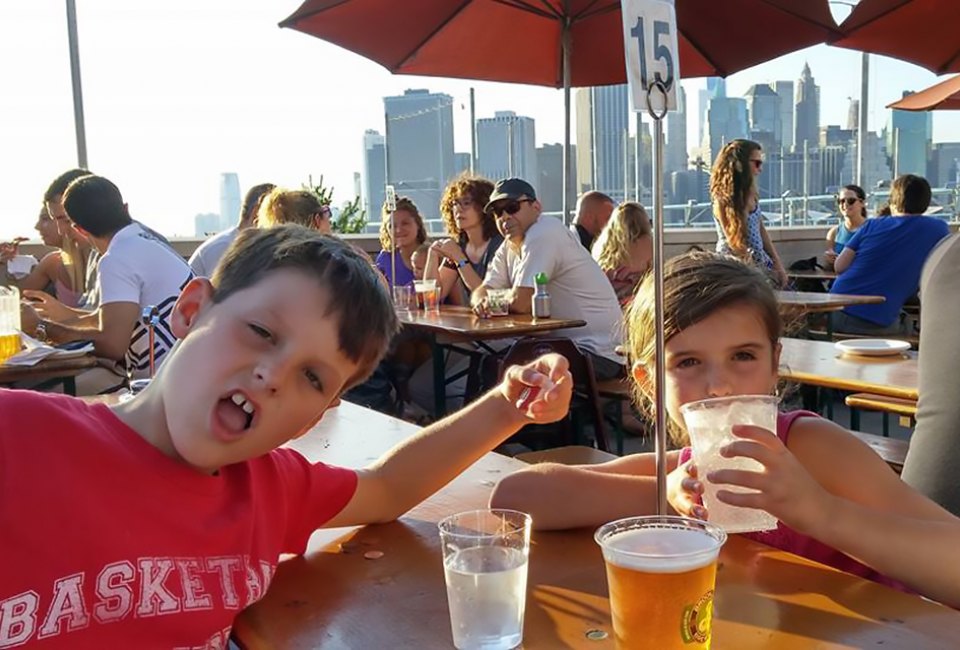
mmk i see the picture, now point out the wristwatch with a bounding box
[455,258,470,270]
[35,320,48,341]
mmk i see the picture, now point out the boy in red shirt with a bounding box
[0,225,571,648]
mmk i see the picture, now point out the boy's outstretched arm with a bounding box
[489,450,683,530]
[325,353,573,528]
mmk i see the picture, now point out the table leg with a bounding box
[64,376,77,396]
[430,334,445,419]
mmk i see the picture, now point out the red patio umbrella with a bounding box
[887,74,960,112]
[831,0,960,74]
[281,0,841,221]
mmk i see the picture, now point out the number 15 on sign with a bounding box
[621,0,680,113]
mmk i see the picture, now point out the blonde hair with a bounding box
[257,189,323,229]
[592,202,652,272]
[710,139,761,258]
[378,197,427,250]
[59,234,88,294]
[625,251,782,444]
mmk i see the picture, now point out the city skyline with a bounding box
[5,1,960,240]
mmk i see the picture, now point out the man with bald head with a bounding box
[571,190,615,251]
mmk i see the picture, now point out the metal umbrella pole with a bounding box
[646,81,669,516]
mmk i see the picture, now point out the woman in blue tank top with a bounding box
[824,184,867,269]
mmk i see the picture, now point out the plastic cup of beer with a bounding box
[414,279,440,313]
[595,516,726,649]
[438,509,531,650]
[0,286,22,364]
[392,284,415,312]
[681,395,780,533]
[485,289,511,317]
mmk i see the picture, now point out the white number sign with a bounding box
[621,0,680,113]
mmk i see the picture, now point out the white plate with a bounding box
[835,339,911,357]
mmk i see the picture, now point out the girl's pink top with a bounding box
[680,410,911,593]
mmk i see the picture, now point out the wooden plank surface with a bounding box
[233,402,960,649]
[779,337,918,400]
[397,305,585,341]
[786,269,838,281]
[777,290,885,313]
[0,354,97,384]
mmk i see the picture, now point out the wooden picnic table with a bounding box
[777,290,885,313]
[397,306,586,417]
[0,354,97,395]
[233,401,960,649]
[786,268,838,281]
[780,337,918,401]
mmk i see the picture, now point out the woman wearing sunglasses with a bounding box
[710,139,789,287]
[824,184,868,270]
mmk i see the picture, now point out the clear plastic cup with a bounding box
[438,509,531,650]
[414,279,440,313]
[392,284,416,312]
[680,395,780,533]
[485,289,511,317]
[596,516,726,649]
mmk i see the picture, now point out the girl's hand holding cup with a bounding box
[667,459,707,520]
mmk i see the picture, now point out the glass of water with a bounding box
[438,509,532,650]
[680,395,780,534]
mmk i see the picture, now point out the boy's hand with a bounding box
[22,290,71,321]
[707,424,833,536]
[499,353,572,423]
[667,459,707,520]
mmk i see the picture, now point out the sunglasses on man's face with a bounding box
[488,198,534,217]
[838,197,861,206]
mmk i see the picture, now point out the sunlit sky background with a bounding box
[3,1,959,240]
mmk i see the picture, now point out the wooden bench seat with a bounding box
[516,445,618,466]
[850,431,909,474]
[846,392,918,435]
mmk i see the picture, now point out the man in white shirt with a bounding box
[472,178,624,380]
[21,175,193,394]
[189,182,275,277]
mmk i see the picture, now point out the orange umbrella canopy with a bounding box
[831,0,960,74]
[281,0,842,87]
[887,75,960,112]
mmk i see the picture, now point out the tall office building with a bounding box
[698,77,727,144]
[665,85,688,175]
[218,173,241,231]
[575,84,631,202]
[476,111,537,182]
[362,129,387,217]
[819,145,848,193]
[886,91,933,177]
[745,84,781,150]
[383,89,455,223]
[794,63,820,154]
[929,142,960,187]
[774,81,795,150]
[840,131,892,190]
[454,152,472,176]
[820,125,855,148]
[536,143,572,213]
[194,212,220,238]
[847,98,860,131]
[701,97,748,163]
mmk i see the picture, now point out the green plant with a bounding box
[303,175,367,234]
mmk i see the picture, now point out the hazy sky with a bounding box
[3,1,958,240]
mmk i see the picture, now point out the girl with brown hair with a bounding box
[591,201,653,308]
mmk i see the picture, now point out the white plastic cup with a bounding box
[438,509,531,650]
[680,395,780,534]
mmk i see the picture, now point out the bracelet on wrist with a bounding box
[455,258,470,270]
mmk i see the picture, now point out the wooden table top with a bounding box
[234,402,959,649]
[0,354,97,384]
[397,306,586,342]
[777,290,885,313]
[786,269,838,281]
[780,337,919,400]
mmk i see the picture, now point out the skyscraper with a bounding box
[745,84,781,151]
[476,111,537,182]
[698,77,727,144]
[701,97,748,163]
[886,91,933,177]
[574,84,630,202]
[774,81,795,150]
[840,132,892,191]
[219,173,241,231]
[362,129,386,218]
[665,85,688,175]
[383,89,455,223]
[794,63,820,153]
[537,143,572,213]
[847,98,860,131]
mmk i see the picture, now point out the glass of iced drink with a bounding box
[680,395,780,533]
[485,289,511,317]
[595,516,726,650]
[415,279,440,313]
[438,509,531,650]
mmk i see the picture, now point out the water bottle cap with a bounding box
[535,272,548,285]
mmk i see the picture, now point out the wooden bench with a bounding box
[516,445,618,466]
[850,430,909,474]
[846,392,918,436]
